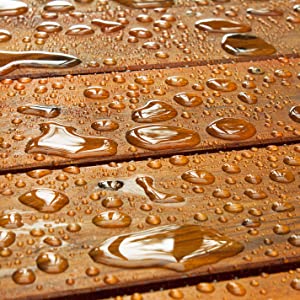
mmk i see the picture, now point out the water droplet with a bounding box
[27,169,52,178]
[136,176,184,204]
[98,181,124,191]
[17,105,61,118]
[126,125,200,151]
[244,189,267,200]
[132,100,177,123]
[269,169,295,183]
[169,155,189,166]
[89,225,244,271]
[181,170,215,185]
[91,119,119,132]
[272,202,295,213]
[0,213,23,229]
[19,189,69,213]
[226,282,246,296]
[289,106,300,123]
[66,25,94,36]
[288,234,300,247]
[238,92,257,104]
[44,236,62,247]
[115,0,174,8]
[222,163,241,174]
[36,22,63,33]
[0,1,28,16]
[0,231,16,247]
[247,8,283,16]
[44,1,75,13]
[165,76,188,87]
[102,196,123,208]
[129,27,152,38]
[222,34,276,56]
[92,211,132,228]
[273,224,290,235]
[12,268,36,285]
[92,19,125,33]
[195,19,251,33]
[244,174,262,184]
[26,123,118,159]
[0,30,11,42]
[84,86,109,99]
[0,50,81,76]
[36,251,68,274]
[173,92,202,107]
[197,282,215,293]
[206,118,256,140]
[291,279,300,291]
[224,202,244,213]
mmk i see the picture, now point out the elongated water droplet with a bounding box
[92,19,125,33]
[17,105,61,118]
[66,25,94,36]
[181,170,215,185]
[173,92,202,107]
[126,125,200,151]
[195,19,251,33]
[0,50,81,76]
[89,225,244,271]
[114,0,174,8]
[26,123,118,159]
[136,176,184,204]
[0,1,28,16]
[92,211,131,228]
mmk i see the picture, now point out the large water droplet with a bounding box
[89,225,244,271]
[181,170,215,185]
[0,231,16,247]
[132,100,177,123]
[173,92,202,107]
[17,105,61,118]
[12,268,36,285]
[0,1,28,16]
[92,211,131,228]
[222,34,276,56]
[269,169,295,183]
[19,189,69,213]
[92,19,125,33]
[206,118,256,140]
[195,19,251,33]
[206,78,237,92]
[36,251,68,274]
[26,123,118,159]
[126,125,200,151]
[0,50,81,76]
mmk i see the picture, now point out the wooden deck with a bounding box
[0,1,299,299]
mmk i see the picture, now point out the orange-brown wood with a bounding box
[0,1,298,78]
[114,270,300,300]
[0,144,299,299]
[0,58,299,172]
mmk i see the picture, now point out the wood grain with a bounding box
[115,270,300,300]
[0,58,299,172]
[0,144,299,299]
[0,1,299,78]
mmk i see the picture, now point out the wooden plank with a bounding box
[0,1,299,78]
[0,58,299,172]
[0,143,299,299]
[116,270,300,300]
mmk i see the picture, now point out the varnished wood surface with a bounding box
[0,58,299,172]
[0,1,298,78]
[112,270,300,300]
[0,144,299,299]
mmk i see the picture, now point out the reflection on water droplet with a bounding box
[19,189,69,213]
[36,251,68,274]
[288,235,300,247]
[222,34,276,56]
[66,25,94,36]
[136,176,184,204]
[92,19,125,33]
[173,92,202,107]
[206,118,256,141]
[0,50,81,76]
[0,231,16,247]
[126,125,200,151]
[92,211,131,228]
[238,92,257,104]
[129,27,153,38]
[195,19,251,33]
[26,123,118,159]
[36,22,63,33]
[98,180,124,191]
[206,78,237,92]
[89,225,244,271]
[289,106,300,123]
[12,268,36,285]
[165,76,188,87]
[17,105,61,118]
[44,1,75,12]
[269,169,295,183]
[247,8,283,16]
[181,170,215,185]
[132,100,177,123]
[0,30,11,42]
[0,213,23,229]
[0,1,28,17]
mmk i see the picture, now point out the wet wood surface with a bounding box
[0,1,299,78]
[0,144,299,299]
[114,270,300,300]
[0,1,300,300]
[0,58,299,172]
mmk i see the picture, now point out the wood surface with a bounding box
[0,144,299,299]
[0,58,299,172]
[0,1,299,299]
[114,270,300,300]
[0,1,298,78]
